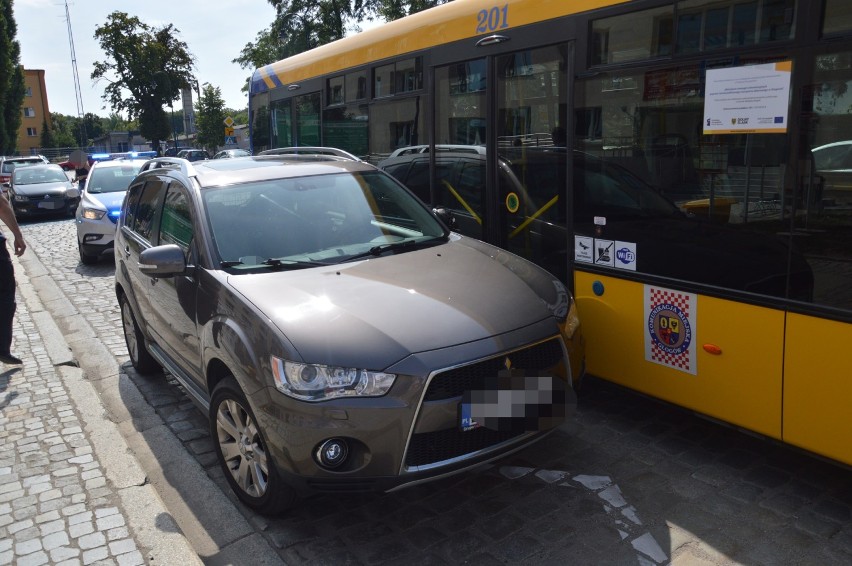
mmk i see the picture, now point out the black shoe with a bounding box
[0,353,22,365]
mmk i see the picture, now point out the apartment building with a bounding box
[17,68,51,155]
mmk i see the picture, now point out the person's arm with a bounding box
[0,192,26,256]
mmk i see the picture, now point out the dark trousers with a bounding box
[0,240,16,354]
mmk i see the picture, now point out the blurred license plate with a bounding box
[38,201,59,209]
[459,375,567,432]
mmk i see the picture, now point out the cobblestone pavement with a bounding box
[0,307,145,566]
[13,216,852,565]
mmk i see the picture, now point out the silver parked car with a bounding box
[114,152,583,514]
[75,158,148,264]
[212,148,251,159]
[4,163,80,217]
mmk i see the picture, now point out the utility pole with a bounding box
[64,0,87,151]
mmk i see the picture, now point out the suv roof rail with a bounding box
[257,146,362,161]
[139,157,198,177]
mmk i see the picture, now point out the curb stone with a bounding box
[13,248,204,565]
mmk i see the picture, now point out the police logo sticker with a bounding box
[648,303,690,354]
[644,285,697,375]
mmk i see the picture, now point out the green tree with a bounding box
[373,0,449,21]
[92,12,195,155]
[103,111,133,132]
[39,117,55,149]
[195,84,226,155]
[49,113,77,148]
[0,0,26,154]
[77,112,105,144]
[227,108,249,126]
[233,1,450,79]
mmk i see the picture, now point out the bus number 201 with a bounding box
[476,5,509,33]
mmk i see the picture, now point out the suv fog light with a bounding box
[316,438,349,469]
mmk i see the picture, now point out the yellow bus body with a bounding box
[575,271,784,439]
[257,0,629,89]
[784,314,852,465]
[251,0,852,469]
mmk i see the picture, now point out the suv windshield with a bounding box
[204,171,447,269]
[86,163,145,194]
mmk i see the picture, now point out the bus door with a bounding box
[782,50,852,466]
[433,60,489,241]
[269,92,321,148]
[495,44,571,283]
[571,61,794,440]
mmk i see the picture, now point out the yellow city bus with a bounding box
[249,0,852,467]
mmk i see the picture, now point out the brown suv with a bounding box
[114,153,583,514]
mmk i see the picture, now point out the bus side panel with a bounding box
[575,271,783,438]
[783,314,852,466]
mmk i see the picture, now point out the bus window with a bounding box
[496,45,569,281]
[323,104,368,158]
[295,93,321,146]
[573,63,804,300]
[369,97,423,160]
[797,51,852,311]
[270,99,292,149]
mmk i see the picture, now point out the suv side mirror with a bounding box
[432,207,457,230]
[139,244,187,277]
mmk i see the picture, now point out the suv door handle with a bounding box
[124,245,131,258]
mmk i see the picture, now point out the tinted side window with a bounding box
[455,160,484,213]
[159,184,194,256]
[133,180,167,241]
[122,182,144,229]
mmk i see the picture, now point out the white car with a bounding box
[75,158,147,264]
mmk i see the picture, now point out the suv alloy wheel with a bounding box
[210,377,296,514]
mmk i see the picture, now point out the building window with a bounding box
[25,87,32,97]
[26,127,37,136]
[24,107,35,118]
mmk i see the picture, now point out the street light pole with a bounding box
[170,101,178,150]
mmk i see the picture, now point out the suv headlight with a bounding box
[82,208,106,220]
[271,356,396,402]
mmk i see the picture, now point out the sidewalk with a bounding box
[0,250,200,566]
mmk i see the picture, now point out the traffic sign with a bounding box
[224,136,237,145]
[224,116,234,127]
[224,127,234,137]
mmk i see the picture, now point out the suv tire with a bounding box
[120,295,160,374]
[210,377,295,515]
[78,242,98,265]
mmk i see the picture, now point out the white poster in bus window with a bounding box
[703,61,792,134]
[644,285,697,375]
[574,235,593,263]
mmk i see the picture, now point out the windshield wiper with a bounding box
[261,257,330,269]
[341,237,445,263]
[220,258,329,269]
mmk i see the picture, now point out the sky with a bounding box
[13,0,278,117]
